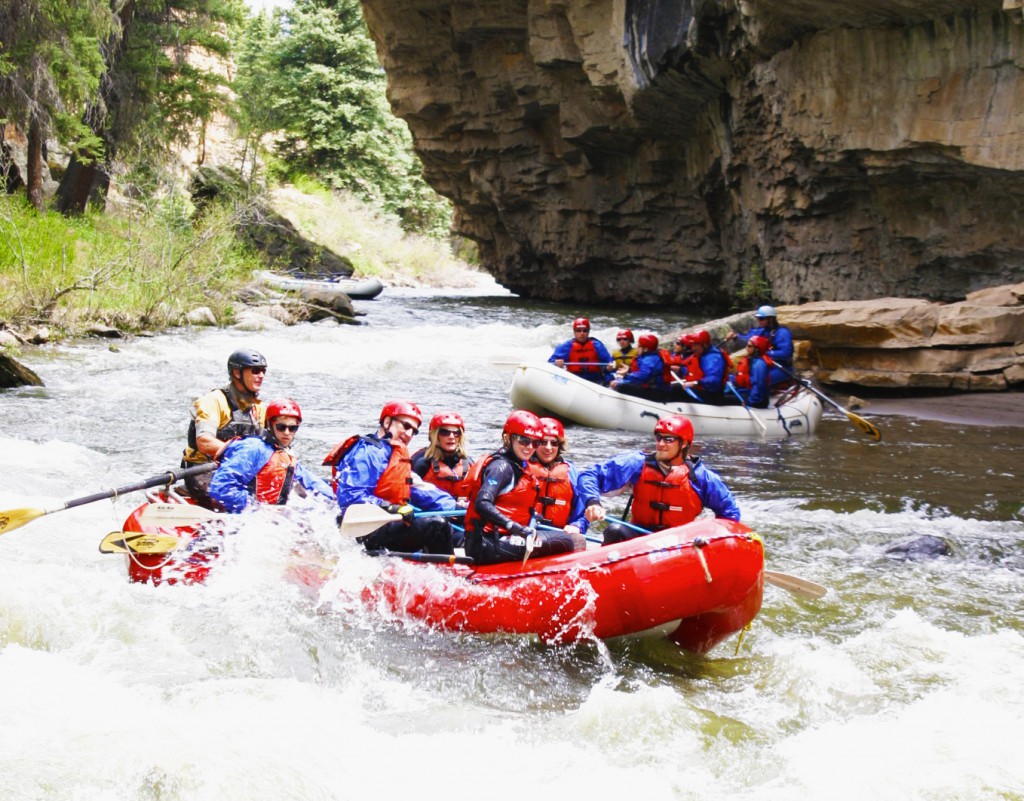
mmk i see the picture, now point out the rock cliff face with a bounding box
[360,0,1024,308]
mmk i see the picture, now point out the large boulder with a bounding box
[0,350,43,389]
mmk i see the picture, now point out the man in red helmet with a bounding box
[609,333,669,400]
[411,411,475,503]
[548,317,613,384]
[728,335,772,409]
[725,304,794,387]
[209,398,333,513]
[462,410,578,565]
[324,400,457,555]
[672,330,729,403]
[578,414,740,544]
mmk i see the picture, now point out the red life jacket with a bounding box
[464,453,540,535]
[527,458,574,528]
[658,349,678,384]
[631,456,703,531]
[568,338,603,375]
[322,435,412,502]
[680,354,703,382]
[421,455,474,500]
[250,447,297,505]
[734,353,774,389]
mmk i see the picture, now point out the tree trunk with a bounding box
[25,113,44,212]
[55,152,110,214]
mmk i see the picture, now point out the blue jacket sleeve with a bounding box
[577,451,646,503]
[565,461,589,534]
[334,438,390,512]
[698,350,726,391]
[768,326,794,364]
[619,353,663,386]
[691,459,741,521]
[209,437,271,513]
[410,478,458,511]
[592,339,612,365]
[747,359,770,408]
[294,463,334,502]
[548,340,572,364]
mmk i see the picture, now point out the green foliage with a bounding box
[232,0,452,237]
[735,261,773,308]
[0,191,260,335]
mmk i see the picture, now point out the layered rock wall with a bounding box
[361,0,1024,308]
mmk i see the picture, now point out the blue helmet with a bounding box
[755,305,777,318]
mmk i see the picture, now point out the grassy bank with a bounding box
[0,182,479,343]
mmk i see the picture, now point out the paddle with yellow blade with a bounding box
[338,503,466,539]
[0,463,217,536]
[775,365,881,441]
[99,531,183,555]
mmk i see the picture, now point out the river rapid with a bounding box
[2,281,1023,801]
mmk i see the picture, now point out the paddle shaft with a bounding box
[63,463,216,512]
[669,372,702,402]
[724,382,769,435]
[367,549,475,566]
[774,364,881,441]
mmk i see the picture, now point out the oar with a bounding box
[0,463,217,536]
[488,355,613,369]
[367,549,475,566]
[139,503,228,527]
[775,365,881,441]
[601,515,827,600]
[724,381,769,436]
[669,372,703,402]
[99,531,182,555]
[339,504,465,539]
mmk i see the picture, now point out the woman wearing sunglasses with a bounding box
[411,411,475,503]
[527,418,587,552]
[462,410,577,565]
[209,398,333,514]
[578,414,740,545]
[326,400,458,556]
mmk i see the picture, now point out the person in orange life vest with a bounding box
[527,417,588,552]
[609,333,669,400]
[727,335,772,409]
[578,414,740,545]
[181,348,269,509]
[411,411,475,503]
[463,410,578,566]
[548,317,612,384]
[208,399,333,514]
[724,304,794,387]
[675,330,728,404]
[609,329,638,374]
[326,400,456,555]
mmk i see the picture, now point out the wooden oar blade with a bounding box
[764,570,828,600]
[0,506,47,535]
[99,531,181,555]
[139,503,227,528]
[847,411,882,441]
[487,354,526,370]
[339,504,400,539]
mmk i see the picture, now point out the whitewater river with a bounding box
[2,281,1022,801]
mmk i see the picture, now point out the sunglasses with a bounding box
[437,427,462,437]
[249,366,267,375]
[574,328,589,333]
[511,434,540,448]
[394,419,419,436]
[655,434,679,443]
[538,438,560,447]
[274,423,299,433]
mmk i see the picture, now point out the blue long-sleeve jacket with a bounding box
[737,325,794,367]
[731,357,770,408]
[548,337,613,384]
[577,451,741,522]
[696,348,728,392]
[209,435,334,513]
[618,352,665,387]
[334,434,458,514]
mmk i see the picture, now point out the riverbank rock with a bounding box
[0,351,43,389]
[361,1,1024,308]
[780,283,1024,390]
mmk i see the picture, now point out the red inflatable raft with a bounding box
[361,518,764,653]
[117,494,221,585]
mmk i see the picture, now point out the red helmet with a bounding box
[572,317,590,331]
[266,398,302,423]
[654,414,693,446]
[748,334,771,354]
[429,411,465,432]
[503,410,543,439]
[694,330,712,347]
[616,329,634,342]
[379,400,422,427]
[539,417,565,441]
[638,333,659,350]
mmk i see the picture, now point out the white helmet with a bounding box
[755,305,777,318]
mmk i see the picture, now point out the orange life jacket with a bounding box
[251,447,297,505]
[421,455,474,500]
[734,353,774,389]
[464,453,540,535]
[322,435,412,502]
[680,354,703,382]
[528,458,574,528]
[568,339,603,375]
[631,456,703,531]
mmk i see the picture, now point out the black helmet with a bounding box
[227,348,267,375]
